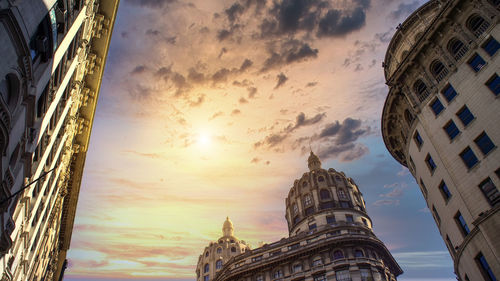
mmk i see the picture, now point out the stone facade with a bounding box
[0,0,118,280]
[381,0,500,280]
[196,153,402,281]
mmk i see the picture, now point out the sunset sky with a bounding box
[64,0,455,280]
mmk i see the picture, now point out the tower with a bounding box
[381,0,500,280]
[197,153,402,281]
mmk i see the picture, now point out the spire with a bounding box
[222,216,234,237]
[308,151,322,171]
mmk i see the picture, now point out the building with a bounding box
[196,152,402,281]
[381,0,499,280]
[0,0,118,280]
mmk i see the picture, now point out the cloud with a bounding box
[239,97,249,103]
[317,118,369,145]
[188,94,205,107]
[209,111,224,120]
[250,157,260,163]
[389,1,420,20]
[373,199,400,206]
[274,73,289,89]
[306,82,317,87]
[247,87,257,98]
[124,0,177,9]
[231,109,241,115]
[239,59,253,72]
[261,40,318,72]
[131,65,146,75]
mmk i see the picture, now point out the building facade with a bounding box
[196,152,402,281]
[381,0,499,280]
[0,0,118,280]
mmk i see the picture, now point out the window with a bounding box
[445,235,456,256]
[486,74,500,96]
[292,263,302,273]
[475,132,495,155]
[432,205,441,225]
[231,247,236,252]
[439,181,452,201]
[479,178,499,206]
[204,275,209,281]
[448,38,468,61]
[414,131,423,148]
[256,275,264,281]
[318,176,325,182]
[320,189,331,200]
[455,211,471,236]
[460,147,479,169]
[305,206,315,215]
[333,250,344,259]
[304,194,312,206]
[466,14,490,38]
[314,275,326,281]
[345,214,354,223]
[360,268,373,281]
[414,79,429,102]
[327,215,336,225]
[336,270,351,281]
[217,247,222,253]
[456,106,475,126]
[309,223,317,230]
[430,60,448,82]
[216,260,222,270]
[288,243,300,250]
[362,218,368,226]
[274,269,283,278]
[204,263,209,273]
[483,37,500,56]
[425,154,437,172]
[443,120,460,140]
[441,84,457,103]
[302,181,308,187]
[205,251,209,257]
[468,53,486,72]
[420,179,428,198]
[354,249,364,257]
[312,258,322,267]
[476,252,497,281]
[338,189,347,199]
[293,204,298,215]
[252,255,262,262]
[430,98,445,116]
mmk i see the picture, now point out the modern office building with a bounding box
[196,152,402,281]
[0,0,118,280]
[381,0,499,280]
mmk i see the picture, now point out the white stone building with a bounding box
[0,0,118,280]
[381,0,499,280]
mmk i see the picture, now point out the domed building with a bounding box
[196,152,402,281]
[381,0,500,280]
[196,217,250,281]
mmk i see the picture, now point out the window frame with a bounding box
[430,98,445,116]
[460,146,479,169]
[455,211,471,236]
[439,180,452,201]
[443,120,460,140]
[425,154,437,173]
[441,84,458,103]
[486,73,500,96]
[468,53,486,72]
[474,132,496,155]
[456,106,475,127]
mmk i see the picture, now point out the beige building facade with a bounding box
[381,0,499,280]
[0,0,118,280]
[196,153,402,281]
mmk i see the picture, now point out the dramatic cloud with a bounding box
[124,0,177,9]
[261,41,318,72]
[274,73,289,89]
[390,1,420,20]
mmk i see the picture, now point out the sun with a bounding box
[197,133,211,147]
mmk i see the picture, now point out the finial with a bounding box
[308,150,322,171]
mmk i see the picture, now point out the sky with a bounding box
[64,0,455,280]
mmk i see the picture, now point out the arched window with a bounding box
[333,250,344,259]
[319,189,331,200]
[447,37,468,61]
[312,257,322,267]
[404,109,414,126]
[231,247,236,252]
[304,194,312,206]
[274,269,283,278]
[430,60,448,82]
[292,204,298,215]
[338,189,347,200]
[205,251,209,257]
[292,263,302,273]
[318,176,325,182]
[400,50,409,61]
[256,275,264,281]
[302,181,308,187]
[216,247,222,253]
[354,249,364,258]
[204,263,209,273]
[216,260,222,270]
[413,79,429,102]
[466,14,490,38]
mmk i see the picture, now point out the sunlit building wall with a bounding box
[0,0,118,280]
[197,153,402,281]
[381,0,499,280]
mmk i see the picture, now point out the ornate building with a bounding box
[381,0,499,280]
[196,152,402,281]
[0,0,118,280]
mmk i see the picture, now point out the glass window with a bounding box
[360,268,373,281]
[425,154,437,172]
[460,147,479,169]
[216,260,222,270]
[414,131,423,148]
[441,84,458,102]
[482,36,500,56]
[479,178,500,206]
[338,189,347,199]
[318,176,325,182]
[312,258,322,267]
[293,204,298,215]
[420,179,428,198]
[430,60,448,82]
[314,275,326,281]
[354,249,364,257]
[466,14,490,38]
[474,132,495,155]
[320,189,331,200]
[430,98,445,116]
[204,275,209,281]
[292,263,302,273]
[231,247,236,252]
[443,120,460,140]
[476,252,497,281]
[345,214,354,223]
[333,250,344,259]
[455,211,471,236]
[204,263,209,273]
[305,206,315,215]
[432,205,441,225]
[336,270,351,281]
[439,180,452,200]
[217,247,222,253]
[448,37,468,61]
[256,275,264,281]
[274,270,283,278]
[468,53,486,72]
[326,215,336,224]
[309,223,317,230]
[414,79,429,102]
[456,106,475,126]
[304,194,312,206]
[486,74,500,96]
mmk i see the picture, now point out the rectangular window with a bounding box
[361,218,368,226]
[475,252,497,281]
[474,132,496,155]
[326,215,336,225]
[308,223,317,230]
[460,147,479,169]
[204,276,209,281]
[443,120,460,140]
[425,154,437,172]
[455,211,470,236]
[430,98,445,116]
[486,74,500,96]
[420,179,428,198]
[441,84,458,102]
[456,106,475,126]
[439,180,452,201]
[446,235,456,256]
[414,131,423,148]
[432,205,441,225]
[336,270,351,281]
[468,53,486,72]
[345,214,354,223]
[482,36,500,56]
[479,178,500,206]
